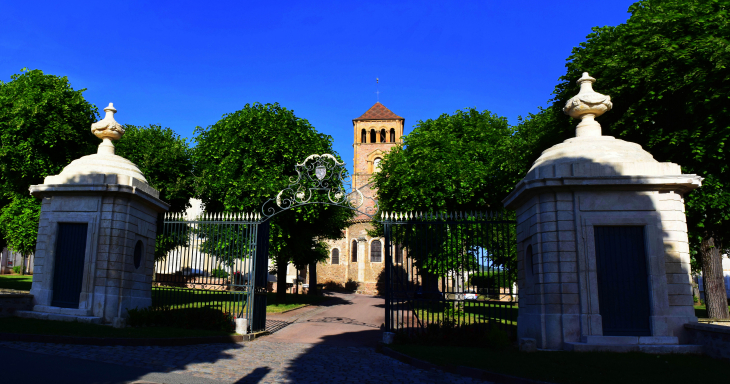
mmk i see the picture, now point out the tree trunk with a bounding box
[700,234,729,319]
[20,253,25,276]
[308,262,318,296]
[276,255,288,304]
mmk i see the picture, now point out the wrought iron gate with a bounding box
[153,212,268,333]
[383,211,517,335]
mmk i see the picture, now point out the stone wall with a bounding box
[514,188,697,348]
[0,293,33,317]
[319,221,385,295]
[685,323,730,360]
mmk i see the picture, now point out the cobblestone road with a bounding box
[0,339,488,383]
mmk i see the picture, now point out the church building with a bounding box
[316,102,404,294]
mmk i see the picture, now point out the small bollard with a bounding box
[112,317,127,329]
[235,318,249,335]
[382,332,395,345]
[519,338,537,352]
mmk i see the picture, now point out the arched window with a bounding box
[380,129,386,142]
[373,157,382,173]
[331,249,339,265]
[390,128,396,142]
[351,240,358,262]
[371,240,382,262]
[370,129,376,143]
[361,129,367,143]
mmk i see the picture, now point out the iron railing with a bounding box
[153,212,266,332]
[383,211,517,336]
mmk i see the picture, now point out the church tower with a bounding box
[352,102,405,191]
[313,102,404,295]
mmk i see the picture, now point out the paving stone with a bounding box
[0,339,490,383]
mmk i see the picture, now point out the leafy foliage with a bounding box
[0,197,41,274]
[126,306,235,332]
[115,124,194,214]
[516,0,730,317]
[193,102,354,301]
[115,124,195,262]
[0,69,98,203]
[373,108,525,213]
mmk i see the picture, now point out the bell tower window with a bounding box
[380,129,386,142]
[361,129,367,143]
[390,128,396,142]
[370,129,376,143]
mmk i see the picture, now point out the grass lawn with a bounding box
[265,293,328,313]
[153,287,328,313]
[410,301,518,326]
[389,344,730,384]
[693,304,730,319]
[0,317,235,338]
[0,274,33,291]
[1,275,327,313]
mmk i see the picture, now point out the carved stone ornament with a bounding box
[263,154,378,219]
[91,103,125,155]
[563,72,613,137]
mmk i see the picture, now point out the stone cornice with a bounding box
[502,174,702,210]
[29,183,170,212]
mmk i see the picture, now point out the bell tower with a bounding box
[352,102,404,191]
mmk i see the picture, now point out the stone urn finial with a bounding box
[91,103,125,155]
[563,73,613,137]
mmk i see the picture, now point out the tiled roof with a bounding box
[353,102,404,121]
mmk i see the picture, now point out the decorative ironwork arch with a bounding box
[261,154,379,219]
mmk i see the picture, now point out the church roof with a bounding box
[353,102,404,121]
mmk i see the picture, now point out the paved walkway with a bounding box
[0,293,489,383]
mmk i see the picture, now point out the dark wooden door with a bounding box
[594,226,651,336]
[51,223,88,308]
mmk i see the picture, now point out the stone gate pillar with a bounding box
[503,74,702,352]
[26,103,169,325]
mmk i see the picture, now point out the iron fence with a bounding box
[153,212,266,331]
[383,211,517,337]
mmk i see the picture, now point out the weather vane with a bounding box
[376,77,379,102]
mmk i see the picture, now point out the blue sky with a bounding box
[1,1,636,174]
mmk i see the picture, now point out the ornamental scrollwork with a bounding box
[261,154,378,219]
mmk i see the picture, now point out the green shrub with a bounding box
[12,266,22,274]
[394,321,512,349]
[211,268,229,279]
[469,271,513,289]
[344,279,358,292]
[126,306,234,332]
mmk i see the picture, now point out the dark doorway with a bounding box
[594,226,651,336]
[51,223,88,308]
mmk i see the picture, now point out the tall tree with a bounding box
[372,108,522,284]
[0,68,98,259]
[0,69,98,203]
[519,0,730,317]
[373,108,525,213]
[193,102,353,303]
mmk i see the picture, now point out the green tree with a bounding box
[373,108,525,213]
[115,124,195,261]
[0,68,98,262]
[371,109,521,288]
[519,0,730,318]
[0,68,98,202]
[193,102,353,303]
[0,197,41,275]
